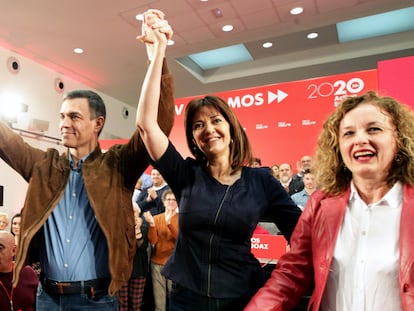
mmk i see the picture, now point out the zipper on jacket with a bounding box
[207,185,230,297]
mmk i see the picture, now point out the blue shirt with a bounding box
[40,153,110,281]
[290,189,310,210]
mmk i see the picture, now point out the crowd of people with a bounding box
[0,7,413,311]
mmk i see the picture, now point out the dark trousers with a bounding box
[169,283,250,311]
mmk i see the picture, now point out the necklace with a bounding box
[0,271,14,311]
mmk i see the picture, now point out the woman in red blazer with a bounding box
[245,91,414,311]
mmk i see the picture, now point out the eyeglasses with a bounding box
[164,198,176,202]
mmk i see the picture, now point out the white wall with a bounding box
[0,46,138,224]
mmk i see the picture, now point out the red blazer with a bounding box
[245,185,414,311]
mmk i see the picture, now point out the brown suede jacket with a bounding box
[0,60,174,296]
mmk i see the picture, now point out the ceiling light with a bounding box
[200,0,208,2]
[290,7,304,15]
[167,39,175,46]
[222,24,234,32]
[73,48,84,54]
[307,32,319,39]
[135,14,144,21]
[262,42,273,48]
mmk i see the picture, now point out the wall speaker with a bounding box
[122,107,129,119]
[54,78,65,93]
[6,57,20,74]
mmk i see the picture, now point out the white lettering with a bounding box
[175,104,185,116]
[251,243,269,250]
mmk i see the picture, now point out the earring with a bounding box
[395,153,402,163]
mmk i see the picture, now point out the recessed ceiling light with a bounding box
[200,0,208,2]
[73,48,84,54]
[135,14,144,21]
[262,42,273,48]
[167,39,175,46]
[222,24,234,32]
[290,7,304,15]
[307,32,319,39]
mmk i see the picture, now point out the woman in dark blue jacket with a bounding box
[136,9,301,311]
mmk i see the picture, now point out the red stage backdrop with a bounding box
[171,69,378,167]
[378,56,414,109]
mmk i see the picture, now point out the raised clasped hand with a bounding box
[137,9,173,44]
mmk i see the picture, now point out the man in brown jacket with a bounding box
[0,14,174,310]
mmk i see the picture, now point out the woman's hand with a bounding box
[137,9,173,60]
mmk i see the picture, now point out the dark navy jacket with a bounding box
[152,142,302,299]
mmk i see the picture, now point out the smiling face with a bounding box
[59,98,103,154]
[339,102,398,183]
[163,192,178,212]
[191,106,231,160]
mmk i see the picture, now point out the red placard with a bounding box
[250,234,288,263]
[172,70,377,167]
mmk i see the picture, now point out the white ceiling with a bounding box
[0,0,413,106]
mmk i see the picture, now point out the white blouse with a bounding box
[321,181,403,311]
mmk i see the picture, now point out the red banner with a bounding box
[172,70,377,167]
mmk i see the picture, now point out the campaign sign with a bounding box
[250,234,288,263]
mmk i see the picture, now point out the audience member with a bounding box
[132,177,144,204]
[0,231,38,311]
[279,163,302,195]
[10,213,21,245]
[290,155,313,193]
[0,212,9,231]
[270,164,279,180]
[0,12,174,310]
[118,204,149,311]
[245,91,414,310]
[143,189,179,311]
[290,169,316,210]
[250,157,262,167]
[137,168,169,216]
[140,172,153,190]
[135,12,301,310]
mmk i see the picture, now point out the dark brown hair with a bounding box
[184,95,252,172]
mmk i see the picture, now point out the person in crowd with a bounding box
[10,212,21,245]
[140,172,153,190]
[135,11,301,310]
[132,177,144,204]
[290,169,316,210]
[0,11,174,310]
[0,212,9,231]
[0,231,38,311]
[250,157,262,168]
[136,168,169,216]
[245,91,414,310]
[270,164,279,180]
[279,163,304,195]
[118,203,149,311]
[143,189,179,311]
[290,155,313,194]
